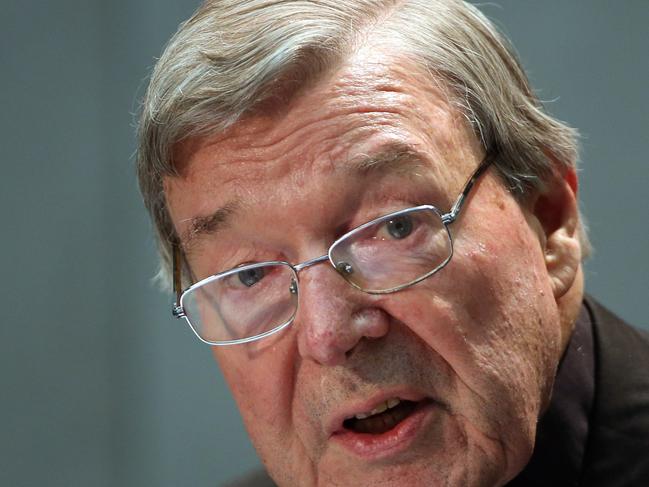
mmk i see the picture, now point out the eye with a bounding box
[381,214,413,240]
[236,266,266,287]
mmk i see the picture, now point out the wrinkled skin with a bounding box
[164,47,582,486]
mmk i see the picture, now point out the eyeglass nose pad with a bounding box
[289,278,298,295]
[335,261,354,276]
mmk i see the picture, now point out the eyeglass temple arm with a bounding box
[443,152,494,224]
[172,241,185,318]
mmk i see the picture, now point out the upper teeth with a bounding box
[354,398,401,420]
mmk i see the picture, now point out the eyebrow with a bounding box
[345,142,430,177]
[181,142,430,247]
[182,201,239,249]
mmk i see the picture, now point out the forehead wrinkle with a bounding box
[217,113,410,193]
[224,69,413,157]
[239,109,399,161]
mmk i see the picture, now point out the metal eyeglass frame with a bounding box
[170,152,495,345]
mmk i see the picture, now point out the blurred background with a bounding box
[1,1,647,486]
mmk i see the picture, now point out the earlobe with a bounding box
[545,225,581,299]
[531,165,582,299]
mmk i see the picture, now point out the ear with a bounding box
[529,161,582,300]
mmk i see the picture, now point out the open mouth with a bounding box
[342,398,420,434]
[332,396,437,459]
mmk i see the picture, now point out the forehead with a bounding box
[165,50,483,244]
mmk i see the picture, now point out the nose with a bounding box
[295,265,390,366]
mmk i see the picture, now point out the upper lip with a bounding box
[326,388,430,436]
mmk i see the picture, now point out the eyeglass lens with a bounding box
[329,207,451,293]
[181,263,299,344]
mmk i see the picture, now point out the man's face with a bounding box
[165,50,567,486]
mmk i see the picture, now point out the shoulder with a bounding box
[588,297,649,358]
[580,296,649,486]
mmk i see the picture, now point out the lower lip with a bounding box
[331,400,436,461]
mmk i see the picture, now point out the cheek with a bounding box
[461,213,560,374]
[379,211,561,468]
[456,233,560,455]
[212,336,298,444]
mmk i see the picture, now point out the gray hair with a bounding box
[137,0,588,286]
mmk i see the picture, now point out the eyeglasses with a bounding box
[171,153,494,346]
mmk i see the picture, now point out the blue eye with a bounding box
[237,267,265,287]
[385,215,413,239]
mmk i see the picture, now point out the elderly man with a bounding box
[137,1,649,485]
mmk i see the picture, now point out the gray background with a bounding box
[1,1,647,486]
